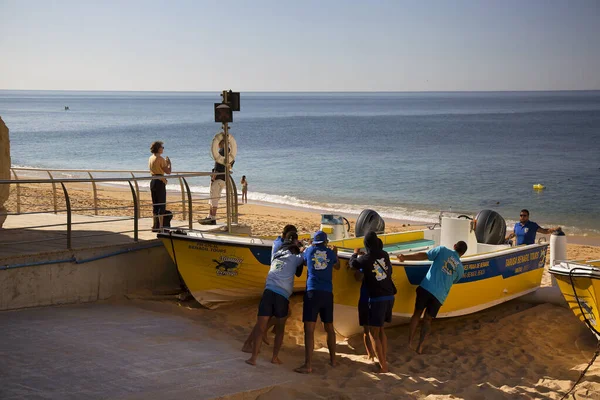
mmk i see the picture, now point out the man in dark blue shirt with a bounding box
[294,230,339,374]
[505,209,560,245]
[349,232,395,373]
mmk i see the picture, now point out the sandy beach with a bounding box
[4,181,600,399]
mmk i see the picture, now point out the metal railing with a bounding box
[0,170,239,249]
[9,167,208,219]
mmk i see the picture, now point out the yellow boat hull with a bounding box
[549,260,600,340]
[332,243,549,337]
[159,231,307,308]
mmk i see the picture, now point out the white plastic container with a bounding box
[550,229,567,267]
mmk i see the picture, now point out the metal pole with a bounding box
[128,181,138,242]
[178,177,186,221]
[222,90,232,233]
[47,171,58,214]
[88,172,98,215]
[182,177,193,229]
[131,172,140,217]
[11,169,21,214]
[61,182,72,249]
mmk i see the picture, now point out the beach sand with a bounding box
[4,182,600,399]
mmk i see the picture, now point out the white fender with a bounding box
[211,132,237,165]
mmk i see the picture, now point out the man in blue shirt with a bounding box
[505,209,560,245]
[398,241,467,354]
[294,231,340,374]
[245,232,304,366]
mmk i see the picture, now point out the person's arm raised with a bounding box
[397,252,428,262]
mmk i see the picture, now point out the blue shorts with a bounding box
[368,298,394,327]
[303,290,334,323]
[358,298,369,327]
[258,289,289,319]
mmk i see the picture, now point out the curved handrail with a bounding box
[0,169,239,250]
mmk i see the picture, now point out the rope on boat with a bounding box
[559,268,600,399]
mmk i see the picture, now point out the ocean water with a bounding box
[1,90,599,236]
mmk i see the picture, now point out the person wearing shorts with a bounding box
[350,232,395,372]
[398,241,467,354]
[245,232,304,366]
[294,230,339,374]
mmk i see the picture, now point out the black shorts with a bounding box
[368,299,394,327]
[258,289,289,319]
[303,290,334,323]
[358,298,369,327]
[415,286,442,318]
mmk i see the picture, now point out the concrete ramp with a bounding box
[0,301,303,400]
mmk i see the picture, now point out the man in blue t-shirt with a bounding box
[294,230,340,374]
[398,241,467,354]
[245,232,304,366]
[505,209,560,245]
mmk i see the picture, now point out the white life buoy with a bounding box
[211,132,237,165]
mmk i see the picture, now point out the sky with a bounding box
[1,0,599,92]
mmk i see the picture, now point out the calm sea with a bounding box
[1,90,599,236]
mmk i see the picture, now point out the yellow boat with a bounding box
[159,210,549,337]
[329,213,549,336]
[158,229,308,309]
[549,260,600,340]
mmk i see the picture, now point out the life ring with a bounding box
[211,132,237,165]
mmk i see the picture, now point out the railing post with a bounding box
[60,182,72,249]
[178,176,186,221]
[229,175,239,224]
[182,177,193,229]
[11,169,21,214]
[88,172,98,215]
[130,172,140,217]
[47,171,58,214]
[128,181,138,242]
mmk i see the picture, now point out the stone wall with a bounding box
[0,117,10,228]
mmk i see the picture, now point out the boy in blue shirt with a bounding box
[294,231,340,374]
[505,209,559,245]
[398,241,467,354]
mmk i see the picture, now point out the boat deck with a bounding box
[0,300,303,400]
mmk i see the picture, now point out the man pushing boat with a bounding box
[245,231,304,366]
[397,241,467,354]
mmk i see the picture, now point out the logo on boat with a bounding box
[581,300,597,327]
[537,248,547,268]
[213,256,243,276]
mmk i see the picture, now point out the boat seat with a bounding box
[383,239,436,253]
[340,239,435,254]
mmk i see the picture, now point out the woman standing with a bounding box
[148,141,171,232]
[241,175,248,204]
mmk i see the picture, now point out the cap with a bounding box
[312,230,328,244]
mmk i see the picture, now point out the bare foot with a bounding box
[416,344,424,354]
[294,364,312,374]
[329,359,338,367]
[378,366,389,373]
[271,357,283,365]
[262,336,270,345]
[241,343,253,353]
[245,358,256,366]
[363,355,375,362]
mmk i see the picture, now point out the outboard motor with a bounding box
[355,209,385,237]
[474,209,507,245]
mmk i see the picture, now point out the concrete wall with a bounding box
[0,241,182,310]
[0,117,10,228]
